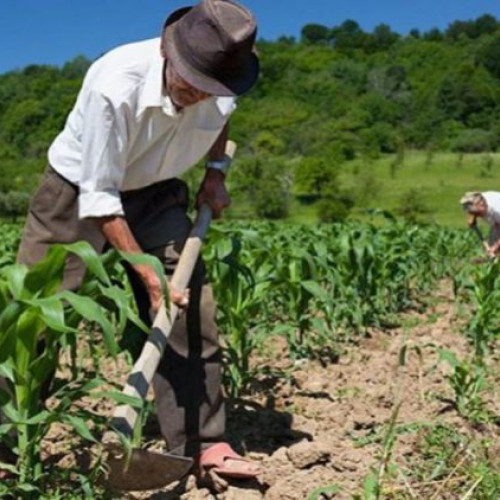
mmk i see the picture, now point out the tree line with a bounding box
[1,15,499,220]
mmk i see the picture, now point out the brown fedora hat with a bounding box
[163,0,259,96]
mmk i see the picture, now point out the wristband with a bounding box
[206,156,231,175]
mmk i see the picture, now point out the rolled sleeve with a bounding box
[78,190,124,218]
[78,90,129,219]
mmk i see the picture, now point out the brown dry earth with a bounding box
[43,281,500,499]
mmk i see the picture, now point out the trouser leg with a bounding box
[151,246,225,458]
[16,167,105,288]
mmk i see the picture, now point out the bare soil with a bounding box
[43,281,500,499]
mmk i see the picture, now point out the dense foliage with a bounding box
[1,16,500,219]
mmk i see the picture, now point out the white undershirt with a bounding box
[48,38,236,219]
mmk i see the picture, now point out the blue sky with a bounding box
[1,0,500,74]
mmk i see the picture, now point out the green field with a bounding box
[338,151,500,227]
[227,152,500,228]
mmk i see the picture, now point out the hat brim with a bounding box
[163,6,259,97]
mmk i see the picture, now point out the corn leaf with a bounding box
[24,246,66,296]
[2,265,28,300]
[64,241,111,285]
[59,291,118,357]
[62,414,98,443]
[24,296,75,334]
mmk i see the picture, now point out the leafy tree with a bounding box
[316,193,354,222]
[61,55,91,79]
[450,129,495,153]
[423,28,444,42]
[0,191,30,222]
[301,24,331,45]
[397,188,432,224]
[252,158,290,219]
[331,20,368,51]
[371,23,400,51]
[477,35,500,80]
[446,15,498,40]
[294,157,338,197]
[473,14,498,37]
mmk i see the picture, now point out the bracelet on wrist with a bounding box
[205,156,231,175]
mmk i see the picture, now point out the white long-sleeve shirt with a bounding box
[48,38,236,219]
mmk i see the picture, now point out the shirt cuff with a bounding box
[78,190,124,219]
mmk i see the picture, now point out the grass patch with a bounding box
[339,151,500,227]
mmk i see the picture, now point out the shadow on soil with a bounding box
[226,396,312,456]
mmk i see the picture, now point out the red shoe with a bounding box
[198,443,260,480]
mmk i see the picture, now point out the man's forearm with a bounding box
[95,215,142,254]
[207,123,229,161]
[94,215,156,285]
[94,215,188,309]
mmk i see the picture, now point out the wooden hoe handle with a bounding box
[111,141,237,436]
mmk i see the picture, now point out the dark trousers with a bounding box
[5,166,225,459]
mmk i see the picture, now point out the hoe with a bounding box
[103,141,237,491]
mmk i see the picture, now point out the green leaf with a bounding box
[398,345,407,366]
[64,241,111,285]
[97,283,148,334]
[0,304,23,362]
[1,264,28,300]
[362,473,379,499]
[16,483,40,493]
[0,461,17,474]
[15,309,45,376]
[30,350,59,390]
[59,291,118,357]
[0,300,23,332]
[20,410,50,425]
[62,414,98,443]
[90,390,144,409]
[301,280,329,301]
[24,245,66,296]
[118,251,168,300]
[24,296,75,334]
[437,347,458,368]
[0,361,14,382]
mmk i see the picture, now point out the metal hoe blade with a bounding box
[106,448,193,491]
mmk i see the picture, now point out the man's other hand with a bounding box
[195,167,230,219]
[138,265,189,315]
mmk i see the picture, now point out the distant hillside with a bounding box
[1,15,499,223]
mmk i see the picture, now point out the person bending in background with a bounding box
[0,0,260,483]
[460,191,500,257]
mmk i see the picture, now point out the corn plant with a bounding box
[0,242,157,497]
[463,259,500,359]
[206,228,273,397]
[272,245,327,358]
[438,349,488,423]
[0,222,20,267]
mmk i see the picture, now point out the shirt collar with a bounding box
[138,50,170,113]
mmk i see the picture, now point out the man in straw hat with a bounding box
[460,191,500,257]
[2,0,260,484]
